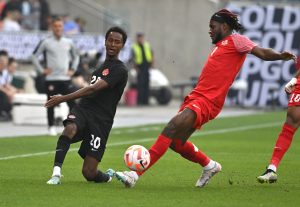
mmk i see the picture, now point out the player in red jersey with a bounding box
[115,9,297,188]
[257,67,300,183]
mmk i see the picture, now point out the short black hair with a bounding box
[8,57,16,65]
[136,32,144,38]
[52,16,63,24]
[105,26,127,45]
[0,50,8,57]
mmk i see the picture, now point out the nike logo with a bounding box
[56,149,63,152]
[91,148,98,151]
[139,160,145,169]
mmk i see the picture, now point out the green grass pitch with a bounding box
[1,110,300,207]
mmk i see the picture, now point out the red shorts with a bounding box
[178,95,221,129]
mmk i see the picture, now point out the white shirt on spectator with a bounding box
[2,19,21,32]
[0,69,10,85]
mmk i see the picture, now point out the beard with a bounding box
[212,32,223,44]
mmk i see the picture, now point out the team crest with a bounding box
[102,68,110,76]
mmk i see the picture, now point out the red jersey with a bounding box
[190,34,257,109]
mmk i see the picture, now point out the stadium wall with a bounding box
[48,0,217,83]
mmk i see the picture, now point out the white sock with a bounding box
[267,164,277,172]
[52,166,61,177]
[203,160,216,170]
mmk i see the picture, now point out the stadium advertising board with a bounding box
[226,3,300,107]
[0,32,131,62]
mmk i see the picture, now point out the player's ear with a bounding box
[223,23,231,32]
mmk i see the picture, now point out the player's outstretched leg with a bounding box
[115,171,139,188]
[257,169,277,183]
[195,161,222,187]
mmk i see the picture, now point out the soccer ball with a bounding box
[124,145,150,171]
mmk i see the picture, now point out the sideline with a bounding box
[0,121,282,161]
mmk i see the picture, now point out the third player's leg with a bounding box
[285,106,300,129]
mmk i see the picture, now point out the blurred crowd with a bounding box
[0,50,23,121]
[0,0,86,34]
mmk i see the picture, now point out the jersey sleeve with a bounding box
[232,34,257,54]
[31,39,47,73]
[102,66,128,88]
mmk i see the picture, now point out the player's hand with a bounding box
[45,95,64,108]
[43,68,52,76]
[67,69,75,77]
[285,78,297,94]
[281,51,297,61]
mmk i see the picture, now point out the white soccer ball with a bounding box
[124,145,150,171]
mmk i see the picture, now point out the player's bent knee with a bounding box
[63,123,77,138]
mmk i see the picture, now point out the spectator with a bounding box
[7,57,24,91]
[74,16,86,33]
[0,50,12,121]
[21,0,41,30]
[39,0,50,31]
[1,0,21,20]
[131,33,154,105]
[2,9,21,31]
[63,14,80,35]
[0,0,6,18]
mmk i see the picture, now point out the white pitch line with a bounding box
[192,121,282,137]
[0,122,282,161]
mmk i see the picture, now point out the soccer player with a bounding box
[45,26,128,185]
[257,68,300,183]
[114,9,297,188]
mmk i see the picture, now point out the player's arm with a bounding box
[251,46,296,61]
[45,79,109,108]
[285,69,300,94]
[31,40,50,75]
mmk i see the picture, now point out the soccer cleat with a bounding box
[46,175,61,185]
[257,169,277,183]
[105,169,115,183]
[195,161,222,187]
[115,171,138,188]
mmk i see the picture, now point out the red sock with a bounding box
[137,134,172,176]
[270,123,296,167]
[170,139,210,167]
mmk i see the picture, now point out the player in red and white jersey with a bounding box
[115,9,297,188]
[257,66,300,183]
[182,33,258,124]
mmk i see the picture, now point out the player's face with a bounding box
[209,20,224,44]
[52,20,64,38]
[105,32,124,57]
